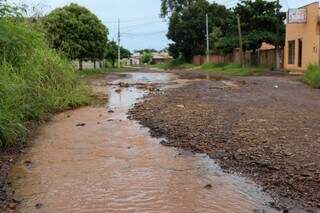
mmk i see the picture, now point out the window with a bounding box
[288,40,295,65]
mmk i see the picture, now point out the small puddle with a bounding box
[9,72,279,212]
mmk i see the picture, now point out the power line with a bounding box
[108,20,165,31]
[104,16,162,24]
[122,30,167,37]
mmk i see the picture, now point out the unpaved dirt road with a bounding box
[130,72,320,212]
[8,72,279,212]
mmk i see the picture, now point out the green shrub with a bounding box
[0,20,88,148]
[303,65,320,88]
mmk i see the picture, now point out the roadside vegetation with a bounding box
[0,19,88,148]
[77,67,131,78]
[303,65,320,88]
[161,0,285,63]
[146,61,267,76]
[0,1,132,149]
[199,63,267,76]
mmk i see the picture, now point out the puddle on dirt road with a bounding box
[9,72,279,212]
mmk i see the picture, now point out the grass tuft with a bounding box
[199,63,267,76]
[0,20,88,148]
[303,65,320,88]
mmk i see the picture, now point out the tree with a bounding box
[0,0,24,17]
[44,3,108,69]
[167,0,232,61]
[234,0,285,52]
[142,52,152,64]
[105,41,117,67]
[160,0,197,17]
[134,49,157,54]
[105,41,131,67]
[120,46,131,59]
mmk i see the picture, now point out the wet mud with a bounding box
[129,74,320,212]
[9,72,280,212]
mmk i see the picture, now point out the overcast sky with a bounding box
[9,0,315,51]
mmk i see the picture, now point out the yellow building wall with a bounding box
[284,2,320,72]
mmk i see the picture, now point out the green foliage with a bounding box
[303,65,320,88]
[134,49,157,54]
[234,0,285,51]
[44,3,108,62]
[77,67,129,78]
[105,41,131,67]
[160,0,197,17]
[120,47,131,59]
[167,0,232,61]
[0,0,24,17]
[199,63,267,76]
[142,52,152,64]
[105,41,118,67]
[0,19,88,148]
[164,0,285,59]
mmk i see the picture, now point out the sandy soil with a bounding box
[129,73,320,212]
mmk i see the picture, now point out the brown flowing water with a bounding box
[9,72,279,212]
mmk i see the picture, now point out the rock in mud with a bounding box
[204,184,213,189]
[35,203,43,209]
[119,82,130,88]
[108,110,114,113]
[76,123,86,127]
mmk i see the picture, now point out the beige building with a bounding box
[284,2,320,72]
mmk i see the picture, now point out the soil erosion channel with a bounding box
[9,72,278,212]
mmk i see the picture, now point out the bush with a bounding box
[0,20,88,148]
[303,65,320,88]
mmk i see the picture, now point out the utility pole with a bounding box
[237,14,244,68]
[206,14,209,64]
[117,18,121,69]
[275,0,281,70]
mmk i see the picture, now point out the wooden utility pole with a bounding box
[236,14,244,68]
[206,14,209,64]
[275,0,281,70]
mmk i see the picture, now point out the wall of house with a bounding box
[284,2,320,72]
[72,60,102,70]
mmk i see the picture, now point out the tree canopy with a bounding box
[164,0,285,61]
[44,3,108,64]
[141,52,152,64]
[160,0,197,17]
[167,0,232,61]
[105,41,131,67]
[234,0,285,52]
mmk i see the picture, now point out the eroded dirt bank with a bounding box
[129,74,320,212]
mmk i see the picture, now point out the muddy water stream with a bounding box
[10,72,279,212]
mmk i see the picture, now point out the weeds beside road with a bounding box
[145,61,268,76]
[0,20,89,149]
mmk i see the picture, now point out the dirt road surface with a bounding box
[6,72,280,212]
[129,72,320,212]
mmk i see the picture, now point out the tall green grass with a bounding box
[0,20,88,148]
[303,65,320,88]
[199,63,267,76]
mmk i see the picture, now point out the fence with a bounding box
[193,48,283,68]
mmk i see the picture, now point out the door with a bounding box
[298,39,302,67]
